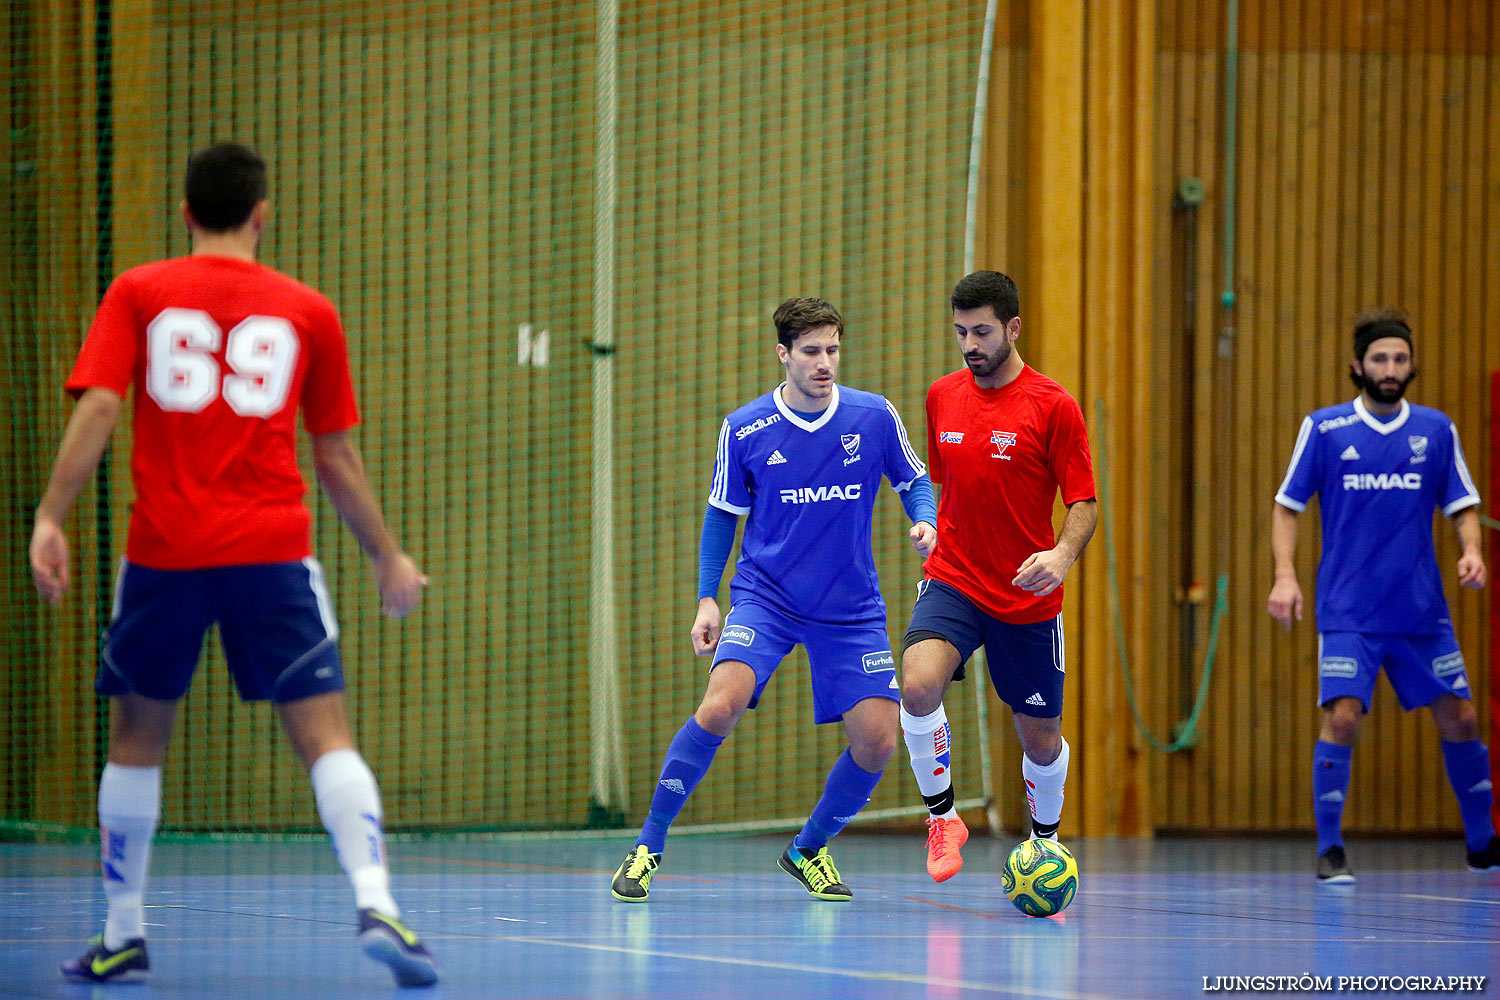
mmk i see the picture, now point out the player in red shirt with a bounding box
[897,271,1097,882]
[29,143,437,987]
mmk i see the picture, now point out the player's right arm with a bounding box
[695,418,749,654]
[30,387,124,603]
[1267,503,1303,630]
[1268,415,1319,630]
[311,431,428,618]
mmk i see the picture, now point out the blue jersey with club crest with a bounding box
[708,383,927,625]
[1275,397,1480,634]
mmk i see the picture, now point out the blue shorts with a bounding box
[711,600,899,725]
[902,578,1065,718]
[1318,628,1472,712]
[98,558,345,704]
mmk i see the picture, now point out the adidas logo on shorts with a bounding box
[659,778,686,795]
[1025,692,1046,707]
[767,450,787,465]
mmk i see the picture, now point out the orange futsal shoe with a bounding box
[925,815,969,882]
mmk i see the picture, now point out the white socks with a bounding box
[1022,737,1070,832]
[98,763,161,950]
[901,704,956,818]
[310,748,398,916]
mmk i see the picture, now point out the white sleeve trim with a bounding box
[708,496,750,516]
[1449,421,1481,508]
[891,476,920,494]
[709,418,734,508]
[884,398,926,477]
[1444,495,1481,518]
[1274,416,1315,508]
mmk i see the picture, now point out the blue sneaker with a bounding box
[60,934,150,983]
[357,909,439,987]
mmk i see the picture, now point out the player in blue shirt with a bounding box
[1269,311,1500,882]
[610,297,937,902]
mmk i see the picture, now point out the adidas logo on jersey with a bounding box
[1340,445,1360,461]
[1025,692,1046,707]
[659,778,686,795]
[766,450,787,465]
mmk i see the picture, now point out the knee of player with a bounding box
[693,698,744,737]
[1435,699,1480,742]
[852,730,898,768]
[1320,701,1363,744]
[898,684,945,717]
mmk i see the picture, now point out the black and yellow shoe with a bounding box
[60,934,150,983]
[358,908,440,987]
[612,845,661,902]
[778,841,853,901]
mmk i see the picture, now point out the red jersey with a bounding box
[66,255,359,570]
[922,365,1095,623]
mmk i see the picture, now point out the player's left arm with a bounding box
[30,387,123,603]
[1452,507,1487,589]
[1013,499,1098,595]
[311,431,429,617]
[1013,394,1098,595]
[882,397,936,556]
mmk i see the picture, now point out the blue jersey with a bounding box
[1275,397,1480,634]
[708,383,927,625]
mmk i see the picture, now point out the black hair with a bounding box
[185,142,267,232]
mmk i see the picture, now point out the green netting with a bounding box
[3,0,991,836]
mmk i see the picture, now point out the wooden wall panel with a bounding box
[1148,0,1500,836]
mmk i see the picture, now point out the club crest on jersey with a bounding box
[841,433,862,466]
[991,430,1017,459]
[939,431,964,444]
[1408,435,1428,463]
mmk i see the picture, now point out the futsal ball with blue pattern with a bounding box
[1001,838,1078,916]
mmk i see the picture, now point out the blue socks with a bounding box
[638,718,724,853]
[1441,739,1497,852]
[1312,740,1352,853]
[795,748,883,851]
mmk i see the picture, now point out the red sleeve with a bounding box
[1049,392,1096,504]
[65,272,139,398]
[925,383,944,485]
[301,296,361,434]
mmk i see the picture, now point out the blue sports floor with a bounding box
[4,834,1498,999]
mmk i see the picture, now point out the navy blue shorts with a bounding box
[98,558,345,704]
[711,599,900,725]
[902,578,1065,718]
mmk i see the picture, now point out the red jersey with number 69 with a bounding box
[922,364,1095,623]
[65,255,360,570]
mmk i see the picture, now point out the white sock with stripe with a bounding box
[1022,738,1069,838]
[310,748,399,916]
[98,763,161,950]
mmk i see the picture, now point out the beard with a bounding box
[1358,371,1413,404]
[965,338,1012,378]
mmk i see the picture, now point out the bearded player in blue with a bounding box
[611,297,937,902]
[1269,311,1500,883]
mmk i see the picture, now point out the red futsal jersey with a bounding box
[66,255,360,570]
[922,365,1096,623]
